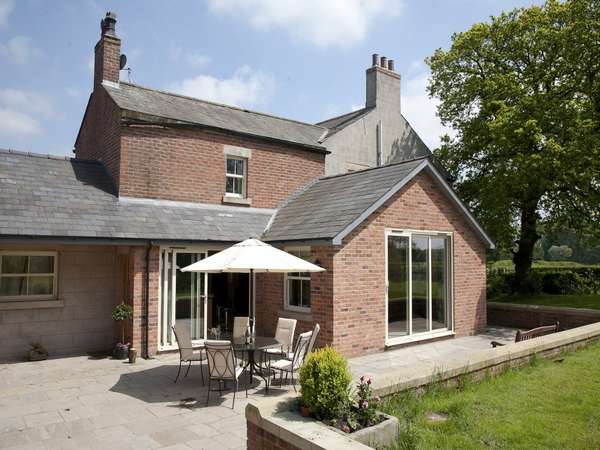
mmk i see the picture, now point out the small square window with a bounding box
[284,248,312,312]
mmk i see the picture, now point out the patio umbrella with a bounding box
[180,238,325,332]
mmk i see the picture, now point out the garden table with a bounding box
[232,336,280,390]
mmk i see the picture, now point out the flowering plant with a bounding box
[115,342,130,350]
[355,376,380,427]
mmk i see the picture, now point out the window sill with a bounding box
[385,330,454,348]
[0,299,64,311]
[222,195,252,206]
[279,309,313,322]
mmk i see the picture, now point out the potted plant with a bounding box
[27,342,48,361]
[298,346,399,448]
[112,302,133,359]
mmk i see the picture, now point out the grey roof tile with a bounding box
[263,158,426,242]
[0,150,273,242]
[103,82,328,151]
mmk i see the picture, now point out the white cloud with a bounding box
[0,89,55,137]
[0,89,54,117]
[0,36,38,64]
[0,0,14,27]
[65,87,82,98]
[0,108,41,136]
[170,46,211,68]
[169,65,275,108]
[401,69,454,150]
[206,0,402,48]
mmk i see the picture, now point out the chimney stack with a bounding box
[366,53,400,110]
[94,11,121,90]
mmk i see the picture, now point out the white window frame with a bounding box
[284,247,312,313]
[0,251,58,302]
[384,229,454,346]
[225,156,247,198]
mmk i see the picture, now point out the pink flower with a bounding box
[362,401,369,409]
[367,378,372,385]
[374,396,380,402]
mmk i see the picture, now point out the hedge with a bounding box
[487,267,600,298]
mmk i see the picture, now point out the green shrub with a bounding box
[299,346,352,420]
[487,267,600,298]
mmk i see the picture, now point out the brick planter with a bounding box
[488,302,600,330]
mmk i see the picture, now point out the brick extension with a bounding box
[256,171,487,358]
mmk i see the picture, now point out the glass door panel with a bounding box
[159,249,207,348]
[386,232,452,342]
[411,236,429,334]
[431,237,449,330]
[387,235,409,338]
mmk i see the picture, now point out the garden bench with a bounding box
[491,322,560,348]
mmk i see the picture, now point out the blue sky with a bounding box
[0,0,542,157]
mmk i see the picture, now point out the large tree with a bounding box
[428,0,600,291]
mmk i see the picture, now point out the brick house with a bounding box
[0,13,493,361]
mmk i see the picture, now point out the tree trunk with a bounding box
[513,201,541,293]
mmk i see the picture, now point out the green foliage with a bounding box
[427,0,600,283]
[112,303,133,322]
[488,267,600,297]
[382,343,600,449]
[547,245,574,261]
[299,346,352,421]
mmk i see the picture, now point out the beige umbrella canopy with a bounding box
[181,239,325,331]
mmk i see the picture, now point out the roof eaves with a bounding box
[331,160,495,248]
[120,112,331,155]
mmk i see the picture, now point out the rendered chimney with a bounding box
[372,53,380,67]
[94,11,121,90]
[366,54,401,110]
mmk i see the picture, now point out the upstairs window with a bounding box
[226,157,246,197]
[0,252,57,301]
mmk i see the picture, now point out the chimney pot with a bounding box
[380,56,388,69]
[388,59,395,71]
[101,11,117,37]
[372,53,380,67]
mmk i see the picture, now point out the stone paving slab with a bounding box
[0,328,514,449]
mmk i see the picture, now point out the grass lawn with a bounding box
[491,293,600,310]
[381,343,600,450]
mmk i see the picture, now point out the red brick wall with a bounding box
[332,171,487,357]
[74,87,122,187]
[93,35,120,89]
[129,246,159,356]
[119,125,325,209]
[488,302,600,330]
[255,246,334,349]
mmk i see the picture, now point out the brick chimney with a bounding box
[94,12,121,90]
[366,53,401,111]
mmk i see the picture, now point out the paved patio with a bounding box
[0,328,515,450]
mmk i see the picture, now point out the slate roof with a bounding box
[263,158,426,242]
[103,82,328,152]
[0,150,273,242]
[316,107,373,137]
[263,157,495,248]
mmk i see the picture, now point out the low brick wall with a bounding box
[487,302,600,330]
[247,323,600,449]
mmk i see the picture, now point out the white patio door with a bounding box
[159,249,208,349]
[386,231,452,344]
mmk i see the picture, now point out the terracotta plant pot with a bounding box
[300,406,311,417]
[128,347,137,364]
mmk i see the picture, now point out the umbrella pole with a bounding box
[250,269,255,335]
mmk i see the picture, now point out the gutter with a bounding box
[143,241,152,359]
